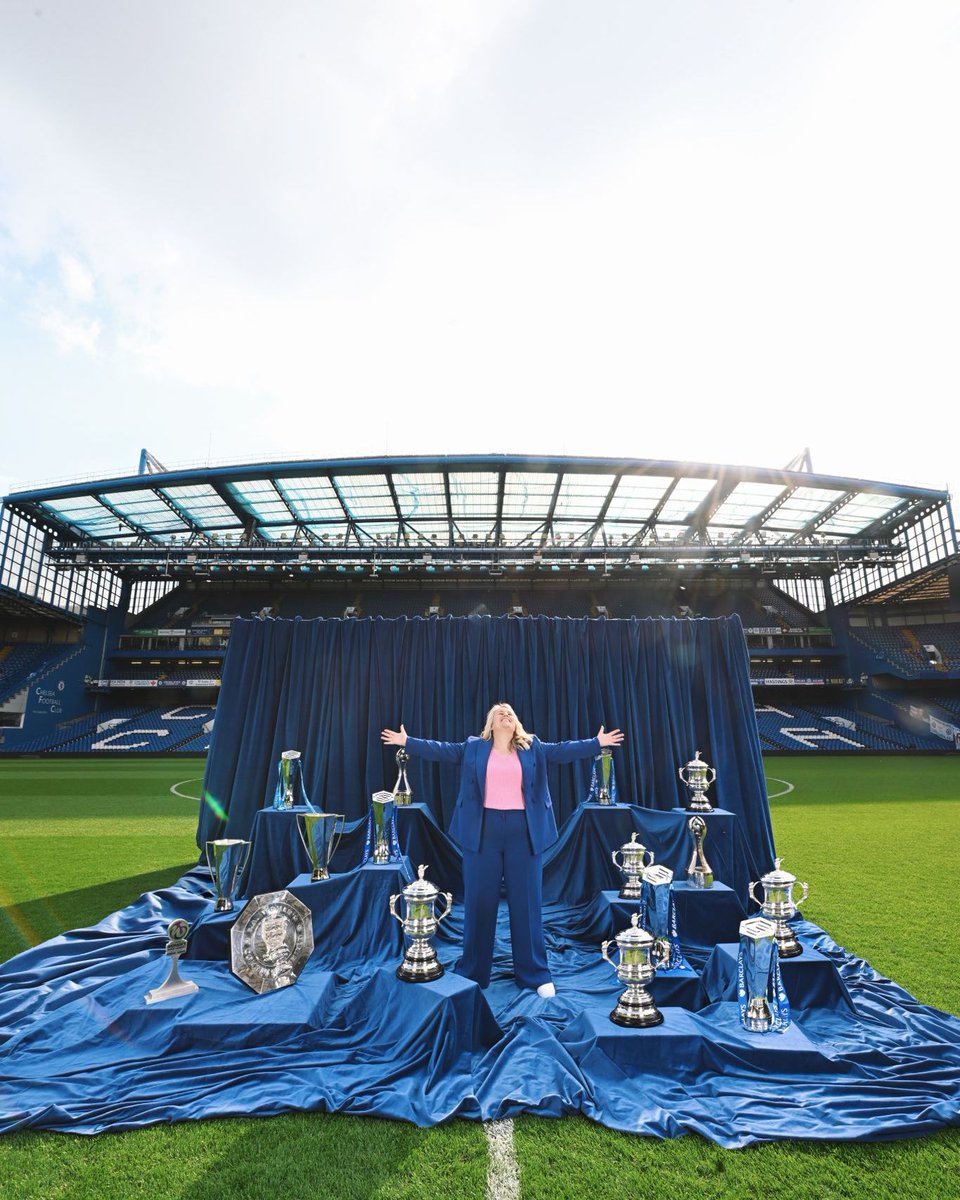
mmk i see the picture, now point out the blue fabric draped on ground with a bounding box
[1,825,959,1145]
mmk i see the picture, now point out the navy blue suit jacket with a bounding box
[404,734,600,855]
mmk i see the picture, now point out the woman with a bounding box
[381,704,624,997]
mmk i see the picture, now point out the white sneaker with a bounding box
[536,982,556,998]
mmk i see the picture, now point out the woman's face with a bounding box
[492,705,517,734]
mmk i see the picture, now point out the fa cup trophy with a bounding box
[392,747,413,805]
[678,750,717,812]
[389,865,453,982]
[686,815,714,888]
[205,838,252,912]
[601,913,664,1027]
[611,832,654,900]
[145,919,199,1005]
[749,858,810,959]
[297,812,345,881]
[738,916,791,1033]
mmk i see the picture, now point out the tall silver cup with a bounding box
[738,916,779,1032]
[389,865,453,982]
[678,750,717,812]
[205,838,252,913]
[296,812,345,881]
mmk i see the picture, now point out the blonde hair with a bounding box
[480,702,533,750]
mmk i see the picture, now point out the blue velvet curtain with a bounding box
[197,614,775,877]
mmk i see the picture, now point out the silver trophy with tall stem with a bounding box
[686,815,714,888]
[601,914,664,1028]
[392,747,413,805]
[611,832,654,900]
[678,750,717,813]
[296,812,345,881]
[205,838,252,912]
[749,859,809,959]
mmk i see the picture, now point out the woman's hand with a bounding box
[596,726,624,748]
[381,725,408,747]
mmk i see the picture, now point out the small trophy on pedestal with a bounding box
[749,859,810,959]
[738,916,790,1033]
[273,749,318,811]
[392,747,413,805]
[686,815,714,888]
[611,832,654,900]
[145,919,199,1005]
[205,838,252,912]
[297,812,345,881]
[601,914,664,1028]
[389,865,453,982]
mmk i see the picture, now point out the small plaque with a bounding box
[230,889,314,993]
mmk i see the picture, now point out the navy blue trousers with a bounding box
[456,809,551,990]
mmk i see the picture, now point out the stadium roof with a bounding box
[3,455,955,605]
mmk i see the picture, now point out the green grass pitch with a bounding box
[0,755,957,1199]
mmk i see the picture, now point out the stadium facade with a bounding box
[1,452,958,755]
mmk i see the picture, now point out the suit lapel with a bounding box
[475,738,492,794]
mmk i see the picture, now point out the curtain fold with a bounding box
[198,614,775,880]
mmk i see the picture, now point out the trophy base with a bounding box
[687,870,714,888]
[618,881,643,900]
[310,867,330,882]
[743,998,773,1032]
[609,988,663,1028]
[775,933,803,959]
[214,898,235,913]
[687,799,713,813]
[144,979,199,1005]
[373,842,390,864]
[397,958,444,983]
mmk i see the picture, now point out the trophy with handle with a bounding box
[205,838,252,912]
[678,750,717,812]
[749,858,809,959]
[389,865,453,982]
[611,832,654,900]
[601,913,663,1027]
[297,812,345,881]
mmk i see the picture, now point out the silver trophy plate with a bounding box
[230,889,314,993]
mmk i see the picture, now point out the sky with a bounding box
[1,1,958,503]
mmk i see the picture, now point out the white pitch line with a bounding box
[170,777,203,801]
[765,777,795,799]
[485,1119,521,1200]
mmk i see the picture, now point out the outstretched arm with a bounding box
[540,725,625,763]
[382,724,465,764]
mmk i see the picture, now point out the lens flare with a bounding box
[203,791,227,821]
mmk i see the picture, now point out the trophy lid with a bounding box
[642,864,674,886]
[761,857,797,886]
[403,864,440,899]
[684,750,708,770]
[281,749,301,760]
[618,831,645,851]
[616,913,654,947]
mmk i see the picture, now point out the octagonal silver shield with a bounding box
[230,889,314,993]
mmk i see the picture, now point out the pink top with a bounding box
[483,747,525,809]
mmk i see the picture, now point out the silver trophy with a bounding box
[601,913,664,1028]
[738,917,781,1032]
[749,858,810,959]
[389,864,453,982]
[686,815,714,888]
[296,811,345,881]
[144,919,199,1005]
[611,832,654,900]
[641,863,682,968]
[205,838,252,912]
[596,748,614,804]
[392,747,413,806]
[366,790,401,864]
[678,750,717,813]
[280,749,301,808]
[230,889,314,993]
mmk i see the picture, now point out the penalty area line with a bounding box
[765,777,795,800]
[485,1119,521,1200]
[170,778,203,801]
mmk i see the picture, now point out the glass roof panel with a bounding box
[502,472,557,519]
[162,485,241,527]
[448,472,499,519]
[605,475,676,520]
[765,486,845,531]
[304,523,351,542]
[711,482,787,525]
[334,474,395,519]
[274,477,344,520]
[819,493,902,535]
[656,478,716,521]
[500,520,552,545]
[39,497,120,536]
[400,519,451,542]
[451,519,497,542]
[392,473,447,518]
[553,474,615,520]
